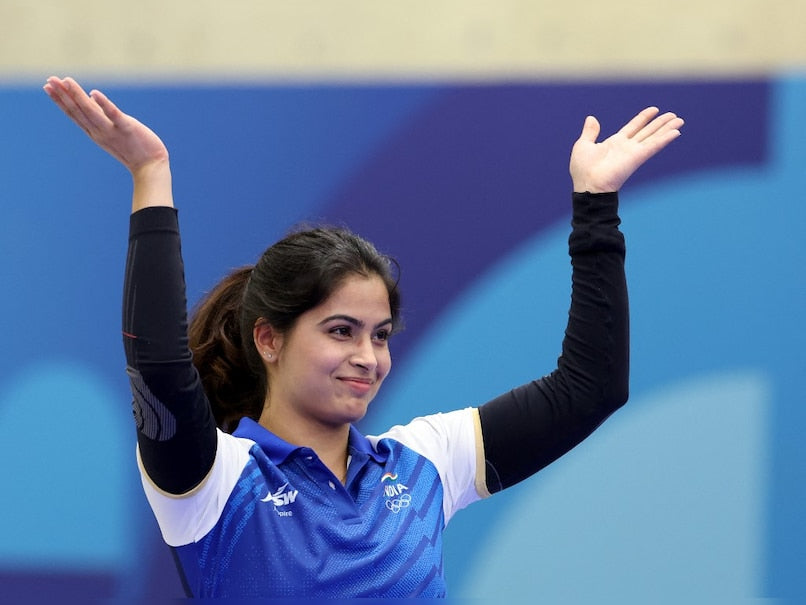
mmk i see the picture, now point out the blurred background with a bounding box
[1,1,804,602]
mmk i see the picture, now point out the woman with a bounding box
[43,76,683,598]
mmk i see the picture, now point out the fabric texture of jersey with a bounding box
[140,409,481,598]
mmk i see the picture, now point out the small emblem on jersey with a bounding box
[385,493,411,513]
[261,482,298,516]
[380,473,411,513]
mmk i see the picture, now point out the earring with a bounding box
[264,351,272,359]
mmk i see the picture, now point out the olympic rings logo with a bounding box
[385,493,412,513]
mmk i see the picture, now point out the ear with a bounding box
[253,319,283,363]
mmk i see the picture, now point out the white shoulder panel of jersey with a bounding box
[367,407,485,525]
[137,429,254,547]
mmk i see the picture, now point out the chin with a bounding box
[341,400,372,424]
[346,407,369,424]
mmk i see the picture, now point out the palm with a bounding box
[569,107,684,193]
[92,107,167,173]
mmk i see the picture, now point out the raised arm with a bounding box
[477,107,683,494]
[44,77,217,494]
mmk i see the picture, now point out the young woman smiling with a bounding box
[44,75,683,598]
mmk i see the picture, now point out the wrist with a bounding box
[131,159,174,212]
[572,179,613,195]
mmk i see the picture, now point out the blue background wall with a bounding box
[0,76,803,601]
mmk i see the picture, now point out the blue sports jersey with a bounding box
[139,408,485,598]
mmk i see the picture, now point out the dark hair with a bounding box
[188,226,401,432]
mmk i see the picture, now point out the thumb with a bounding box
[578,115,601,143]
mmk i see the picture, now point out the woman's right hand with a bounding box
[44,76,173,211]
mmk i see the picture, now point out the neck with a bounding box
[258,407,351,484]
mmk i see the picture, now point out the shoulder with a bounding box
[138,429,257,546]
[368,407,479,458]
[368,408,488,522]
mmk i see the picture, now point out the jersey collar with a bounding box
[232,417,387,466]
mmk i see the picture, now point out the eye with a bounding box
[373,328,391,343]
[330,325,353,338]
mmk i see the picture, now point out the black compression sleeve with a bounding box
[478,192,629,494]
[123,206,217,494]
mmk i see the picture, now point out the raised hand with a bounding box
[569,107,684,194]
[44,76,173,211]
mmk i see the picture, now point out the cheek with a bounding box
[288,342,340,376]
[315,349,346,373]
[378,349,392,380]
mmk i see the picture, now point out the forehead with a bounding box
[315,274,392,319]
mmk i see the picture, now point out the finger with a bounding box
[62,77,115,131]
[634,120,684,163]
[644,123,684,154]
[577,115,601,143]
[44,77,102,133]
[43,77,74,110]
[42,75,63,97]
[620,106,660,139]
[47,77,113,138]
[44,78,96,132]
[89,89,124,125]
[43,78,74,115]
[634,112,683,142]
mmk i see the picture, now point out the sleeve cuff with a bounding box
[129,205,179,238]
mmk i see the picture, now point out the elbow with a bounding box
[580,382,627,430]
[566,363,629,416]
[579,372,628,418]
[608,384,629,413]
[598,372,630,414]
[604,347,629,411]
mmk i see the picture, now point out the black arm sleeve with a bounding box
[478,191,629,494]
[122,206,218,494]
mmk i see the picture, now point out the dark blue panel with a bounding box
[320,81,770,368]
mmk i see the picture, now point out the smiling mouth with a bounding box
[339,377,373,385]
[339,377,374,392]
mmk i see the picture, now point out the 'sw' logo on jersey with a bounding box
[261,482,299,507]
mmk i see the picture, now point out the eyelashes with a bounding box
[329,325,391,343]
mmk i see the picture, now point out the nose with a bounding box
[350,336,378,372]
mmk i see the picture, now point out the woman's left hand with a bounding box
[569,107,684,193]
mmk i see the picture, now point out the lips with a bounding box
[338,376,374,394]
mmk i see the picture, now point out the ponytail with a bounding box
[188,266,265,432]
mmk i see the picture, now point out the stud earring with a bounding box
[264,351,272,359]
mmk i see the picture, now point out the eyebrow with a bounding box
[318,314,393,330]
